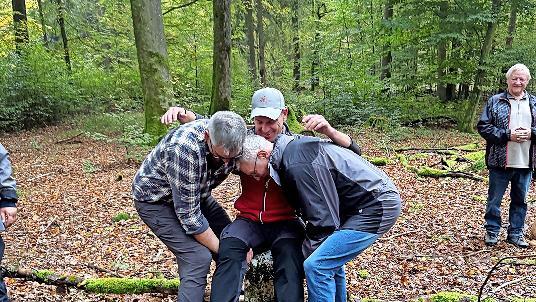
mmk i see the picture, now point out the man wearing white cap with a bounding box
[161,87,361,301]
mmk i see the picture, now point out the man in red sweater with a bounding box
[161,87,360,302]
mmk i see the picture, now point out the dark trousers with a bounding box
[135,199,231,302]
[0,237,8,302]
[210,218,305,302]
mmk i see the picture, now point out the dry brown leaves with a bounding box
[1,125,535,301]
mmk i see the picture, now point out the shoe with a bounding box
[484,232,498,246]
[506,235,529,248]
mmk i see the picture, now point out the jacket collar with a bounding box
[269,134,295,185]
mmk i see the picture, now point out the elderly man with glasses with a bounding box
[132,111,247,302]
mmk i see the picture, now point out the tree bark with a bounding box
[459,0,502,132]
[380,0,393,80]
[291,0,301,91]
[130,0,170,137]
[12,0,29,54]
[56,0,71,71]
[506,0,517,48]
[256,0,266,86]
[244,0,258,86]
[209,0,232,114]
[437,1,448,101]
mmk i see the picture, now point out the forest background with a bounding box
[1,0,536,301]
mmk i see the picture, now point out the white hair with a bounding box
[506,63,531,80]
[239,135,272,164]
[207,111,247,156]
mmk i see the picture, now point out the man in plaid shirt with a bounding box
[132,111,247,302]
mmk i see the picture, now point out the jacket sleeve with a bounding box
[0,144,18,208]
[476,98,510,145]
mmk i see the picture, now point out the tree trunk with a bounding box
[12,0,29,54]
[244,0,258,86]
[56,0,71,71]
[506,0,517,48]
[459,0,502,132]
[130,0,170,137]
[36,0,48,45]
[209,0,232,114]
[291,0,301,91]
[311,1,326,91]
[380,0,393,80]
[256,0,266,86]
[437,1,448,101]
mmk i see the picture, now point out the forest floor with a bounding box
[1,122,535,302]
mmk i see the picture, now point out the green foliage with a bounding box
[112,212,131,222]
[34,270,55,282]
[357,269,369,279]
[427,292,478,302]
[82,160,100,174]
[82,278,179,294]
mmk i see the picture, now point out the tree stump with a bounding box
[243,251,275,301]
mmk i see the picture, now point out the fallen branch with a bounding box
[490,275,532,294]
[55,132,83,144]
[478,253,536,302]
[27,172,55,182]
[0,266,179,294]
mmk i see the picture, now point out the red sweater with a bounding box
[234,174,296,223]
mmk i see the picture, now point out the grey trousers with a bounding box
[135,199,232,302]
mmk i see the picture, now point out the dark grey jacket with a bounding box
[477,91,536,169]
[270,135,400,255]
[0,143,17,208]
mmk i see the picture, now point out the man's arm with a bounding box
[194,227,219,253]
[302,114,361,155]
[161,107,204,125]
[476,100,512,144]
[0,144,18,228]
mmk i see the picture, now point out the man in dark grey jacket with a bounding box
[238,134,401,302]
[0,143,18,302]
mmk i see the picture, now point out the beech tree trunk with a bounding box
[506,0,517,48]
[36,0,48,45]
[130,0,170,137]
[209,0,232,114]
[437,1,448,101]
[12,0,29,54]
[292,0,301,91]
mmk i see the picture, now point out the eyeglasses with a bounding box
[208,138,243,160]
[251,156,260,179]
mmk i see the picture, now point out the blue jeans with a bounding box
[0,236,8,302]
[303,230,378,302]
[485,168,531,236]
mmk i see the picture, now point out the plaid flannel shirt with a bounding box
[132,120,236,235]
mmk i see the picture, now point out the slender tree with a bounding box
[36,0,48,45]
[256,0,266,86]
[380,0,393,80]
[244,0,258,86]
[130,0,170,136]
[506,0,517,48]
[56,0,71,70]
[437,1,448,101]
[209,0,232,114]
[291,0,301,91]
[460,0,502,132]
[12,0,29,54]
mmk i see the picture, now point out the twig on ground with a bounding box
[490,275,532,294]
[55,132,83,144]
[27,172,55,182]
[86,263,126,278]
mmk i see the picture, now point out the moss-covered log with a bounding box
[1,267,179,294]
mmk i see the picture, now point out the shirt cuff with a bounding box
[185,215,210,235]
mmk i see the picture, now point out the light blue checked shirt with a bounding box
[132,120,236,235]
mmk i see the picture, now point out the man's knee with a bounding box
[303,256,320,274]
[218,237,249,262]
[177,247,213,278]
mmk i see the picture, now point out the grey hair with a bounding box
[208,111,247,156]
[506,63,531,80]
[239,135,272,164]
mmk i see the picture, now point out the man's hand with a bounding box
[302,114,335,137]
[513,128,531,143]
[246,248,254,264]
[0,207,17,228]
[160,107,196,125]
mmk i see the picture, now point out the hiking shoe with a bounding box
[506,235,529,248]
[484,232,498,246]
